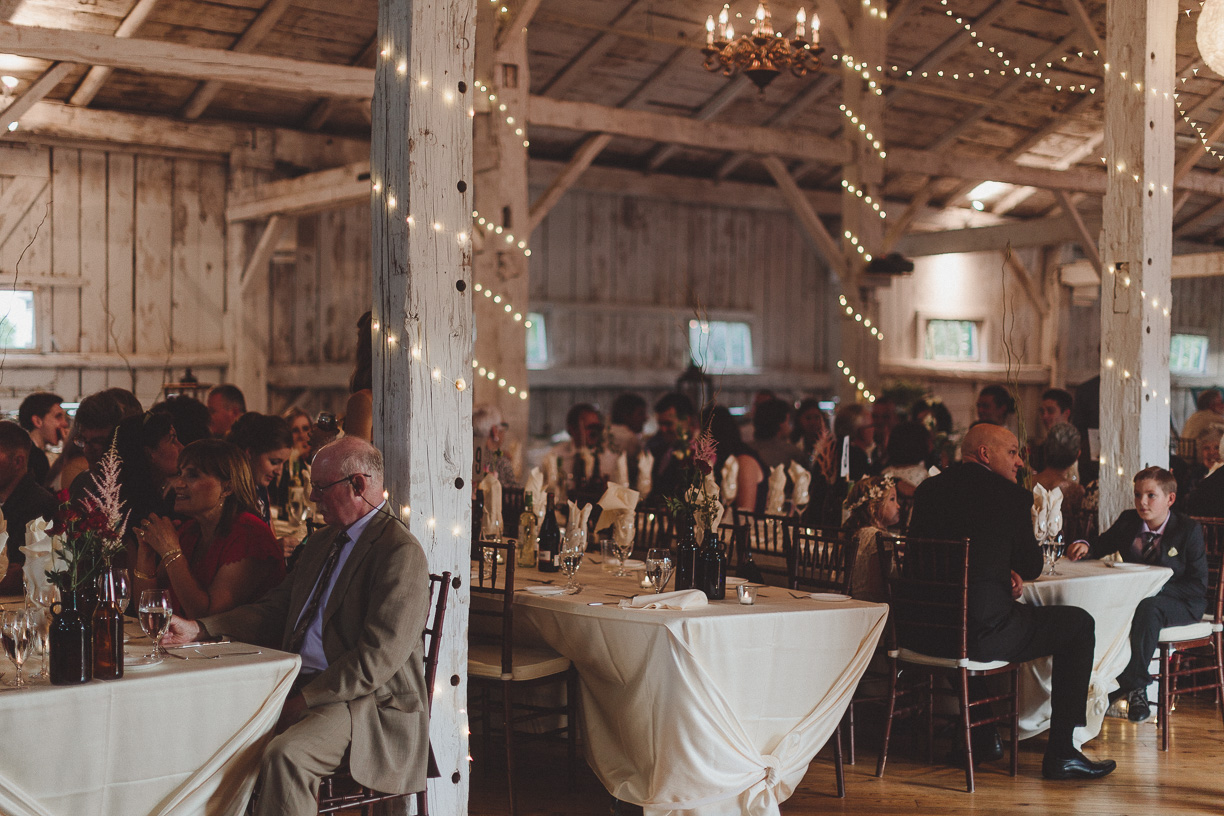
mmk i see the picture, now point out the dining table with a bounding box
[503,561,888,816]
[0,608,299,816]
[1018,558,1173,744]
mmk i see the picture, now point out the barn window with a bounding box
[0,290,36,350]
[525,312,548,369]
[924,319,979,362]
[689,319,754,373]
[1170,334,1209,375]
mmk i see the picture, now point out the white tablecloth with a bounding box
[1018,559,1171,744]
[0,622,300,816]
[510,565,887,816]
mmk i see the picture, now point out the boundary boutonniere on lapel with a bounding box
[1167,547,1179,558]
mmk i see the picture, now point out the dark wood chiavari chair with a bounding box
[731,508,798,585]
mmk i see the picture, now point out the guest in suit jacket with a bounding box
[1185,464,1224,517]
[909,423,1114,780]
[1068,466,1208,723]
[165,437,431,815]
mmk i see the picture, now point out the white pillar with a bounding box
[1099,0,1175,523]
[371,1,475,812]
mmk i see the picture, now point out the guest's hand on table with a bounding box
[1011,570,1024,599]
[1065,540,1090,561]
[276,694,308,734]
[163,615,201,644]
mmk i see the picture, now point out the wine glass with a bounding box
[138,589,172,660]
[645,548,674,594]
[114,570,131,618]
[559,544,584,592]
[612,537,634,578]
[27,586,56,679]
[2,610,33,687]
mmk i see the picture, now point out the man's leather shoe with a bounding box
[1127,689,1153,723]
[1042,751,1117,780]
[949,727,1004,764]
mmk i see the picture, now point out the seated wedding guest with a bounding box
[1033,423,1086,514]
[159,394,213,446]
[975,384,1016,427]
[881,421,934,498]
[548,402,618,487]
[705,405,765,512]
[1186,446,1224,517]
[0,421,58,594]
[64,392,126,499]
[343,311,374,441]
[871,397,899,469]
[1182,388,1224,441]
[228,413,294,524]
[133,439,284,618]
[114,410,184,529]
[909,423,1114,780]
[1067,467,1207,723]
[18,392,69,486]
[608,392,647,462]
[284,407,314,464]
[103,387,144,420]
[472,403,519,488]
[647,393,698,503]
[833,403,876,481]
[163,437,431,816]
[1180,427,1223,500]
[751,398,804,470]
[1039,388,1074,430]
[843,475,900,603]
[793,398,828,458]
[272,407,314,513]
[207,384,246,438]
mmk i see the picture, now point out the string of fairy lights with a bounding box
[836,360,876,403]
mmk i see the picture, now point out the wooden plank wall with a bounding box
[0,142,227,411]
[526,186,836,438]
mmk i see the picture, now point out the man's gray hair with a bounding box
[335,440,384,482]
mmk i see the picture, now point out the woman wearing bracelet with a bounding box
[132,439,285,618]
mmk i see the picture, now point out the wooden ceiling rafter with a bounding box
[535,0,647,98]
[0,62,72,131]
[68,0,164,107]
[302,35,379,131]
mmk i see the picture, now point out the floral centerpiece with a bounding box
[663,428,722,534]
[46,445,128,592]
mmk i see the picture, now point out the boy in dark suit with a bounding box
[1068,467,1208,723]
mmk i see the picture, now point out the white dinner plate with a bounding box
[809,592,852,601]
[124,653,164,671]
[725,577,748,587]
[1106,562,1147,572]
[523,585,565,596]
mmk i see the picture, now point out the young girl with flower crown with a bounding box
[842,475,901,602]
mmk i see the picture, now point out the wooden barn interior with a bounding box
[2,0,1224,813]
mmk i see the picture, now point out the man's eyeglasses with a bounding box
[312,473,371,492]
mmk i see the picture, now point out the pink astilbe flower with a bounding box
[82,442,130,557]
[690,432,717,475]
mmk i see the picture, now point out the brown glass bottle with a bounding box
[92,570,124,680]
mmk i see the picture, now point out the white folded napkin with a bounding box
[613,453,630,487]
[542,456,559,494]
[577,448,595,480]
[788,461,811,511]
[720,456,739,503]
[765,464,787,515]
[1031,484,1064,541]
[479,472,503,538]
[567,500,593,540]
[690,474,724,543]
[636,451,654,499]
[928,465,941,477]
[618,589,709,611]
[595,484,639,533]
[1032,484,1048,540]
[20,517,58,596]
[525,468,547,520]
[1047,486,1064,540]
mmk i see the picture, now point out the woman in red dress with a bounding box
[132,439,285,618]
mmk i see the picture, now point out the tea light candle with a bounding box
[737,585,757,605]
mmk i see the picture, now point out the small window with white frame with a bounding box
[689,319,754,373]
[0,289,36,350]
[525,311,548,369]
[924,318,980,362]
[1170,333,1209,375]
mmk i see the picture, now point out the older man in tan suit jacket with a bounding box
[166,437,431,815]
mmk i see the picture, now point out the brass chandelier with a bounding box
[702,2,823,92]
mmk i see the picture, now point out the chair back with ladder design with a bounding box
[731,508,796,585]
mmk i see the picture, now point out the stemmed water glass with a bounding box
[138,589,172,661]
[1041,536,1066,576]
[559,544,584,593]
[612,537,634,578]
[645,548,674,594]
[2,609,33,687]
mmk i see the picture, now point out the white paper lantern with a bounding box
[1199,0,1224,76]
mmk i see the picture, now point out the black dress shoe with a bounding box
[949,727,1004,764]
[1042,751,1117,780]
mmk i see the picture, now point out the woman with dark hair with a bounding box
[226,413,293,524]
[704,405,765,512]
[342,311,374,441]
[881,421,934,497]
[113,410,184,536]
[132,439,284,618]
[1034,423,1086,513]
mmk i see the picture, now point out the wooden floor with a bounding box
[468,697,1224,815]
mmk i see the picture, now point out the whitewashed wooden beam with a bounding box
[1003,248,1050,317]
[181,0,296,120]
[0,351,229,369]
[0,63,74,132]
[495,0,545,54]
[303,36,379,131]
[715,75,839,180]
[1176,197,1224,237]
[1057,0,1104,57]
[1040,246,1063,386]
[372,3,473,814]
[881,177,932,254]
[239,215,288,292]
[0,22,372,97]
[68,0,164,107]
[1060,252,1224,284]
[11,102,369,167]
[646,76,753,172]
[529,366,834,390]
[227,161,371,222]
[762,155,848,284]
[527,133,610,233]
[1173,112,1224,190]
[880,358,1050,384]
[1055,190,1102,274]
[538,0,647,97]
[1099,0,1175,523]
[896,213,1099,256]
